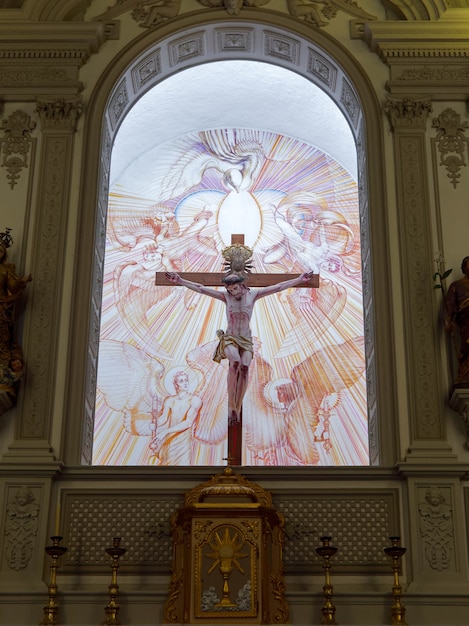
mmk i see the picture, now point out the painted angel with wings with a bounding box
[148,368,204,465]
[96,340,164,437]
[241,336,366,465]
[158,129,266,202]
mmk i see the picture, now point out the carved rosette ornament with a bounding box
[432,108,468,189]
[0,110,36,189]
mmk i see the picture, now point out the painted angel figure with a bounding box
[158,129,266,201]
[243,336,366,465]
[148,369,203,465]
[96,340,164,437]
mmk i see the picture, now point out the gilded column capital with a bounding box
[384,96,432,131]
[35,98,83,132]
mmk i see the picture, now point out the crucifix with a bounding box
[156,234,319,466]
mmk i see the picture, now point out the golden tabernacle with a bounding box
[163,467,288,624]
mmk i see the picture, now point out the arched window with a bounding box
[72,21,393,467]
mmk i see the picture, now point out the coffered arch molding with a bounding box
[66,11,398,466]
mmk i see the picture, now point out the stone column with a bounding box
[4,99,82,463]
[364,17,469,460]
[384,96,454,460]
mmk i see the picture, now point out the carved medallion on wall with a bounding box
[432,108,468,189]
[0,110,36,189]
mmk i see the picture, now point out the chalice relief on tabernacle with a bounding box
[93,128,368,467]
[199,525,254,614]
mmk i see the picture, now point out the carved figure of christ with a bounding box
[155,235,319,466]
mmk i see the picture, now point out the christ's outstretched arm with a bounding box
[164,271,226,302]
[252,270,315,301]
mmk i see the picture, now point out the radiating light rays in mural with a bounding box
[93,128,368,466]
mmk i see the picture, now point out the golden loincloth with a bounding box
[213,333,253,363]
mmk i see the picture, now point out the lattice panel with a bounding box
[62,492,182,571]
[59,490,399,574]
[276,492,398,571]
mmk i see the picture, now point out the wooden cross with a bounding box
[155,234,319,466]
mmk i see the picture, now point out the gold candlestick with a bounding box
[384,536,408,626]
[103,537,127,625]
[40,536,68,626]
[315,535,338,625]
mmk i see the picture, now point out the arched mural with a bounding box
[92,60,368,466]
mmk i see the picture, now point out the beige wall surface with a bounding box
[1,1,469,624]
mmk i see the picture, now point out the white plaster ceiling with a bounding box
[110,60,357,188]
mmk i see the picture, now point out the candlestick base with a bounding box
[40,537,67,626]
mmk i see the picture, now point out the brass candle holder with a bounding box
[103,537,127,625]
[384,536,408,626]
[40,536,68,626]
[315,535,338,625]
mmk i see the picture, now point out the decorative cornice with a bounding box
[0,22,107,56]
[367,23,469,56]
[365,21,469,60]
[381,1,469,21]
[364,20,469,97]
[0,22,106,96]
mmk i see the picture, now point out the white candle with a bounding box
[54,500,61,536]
